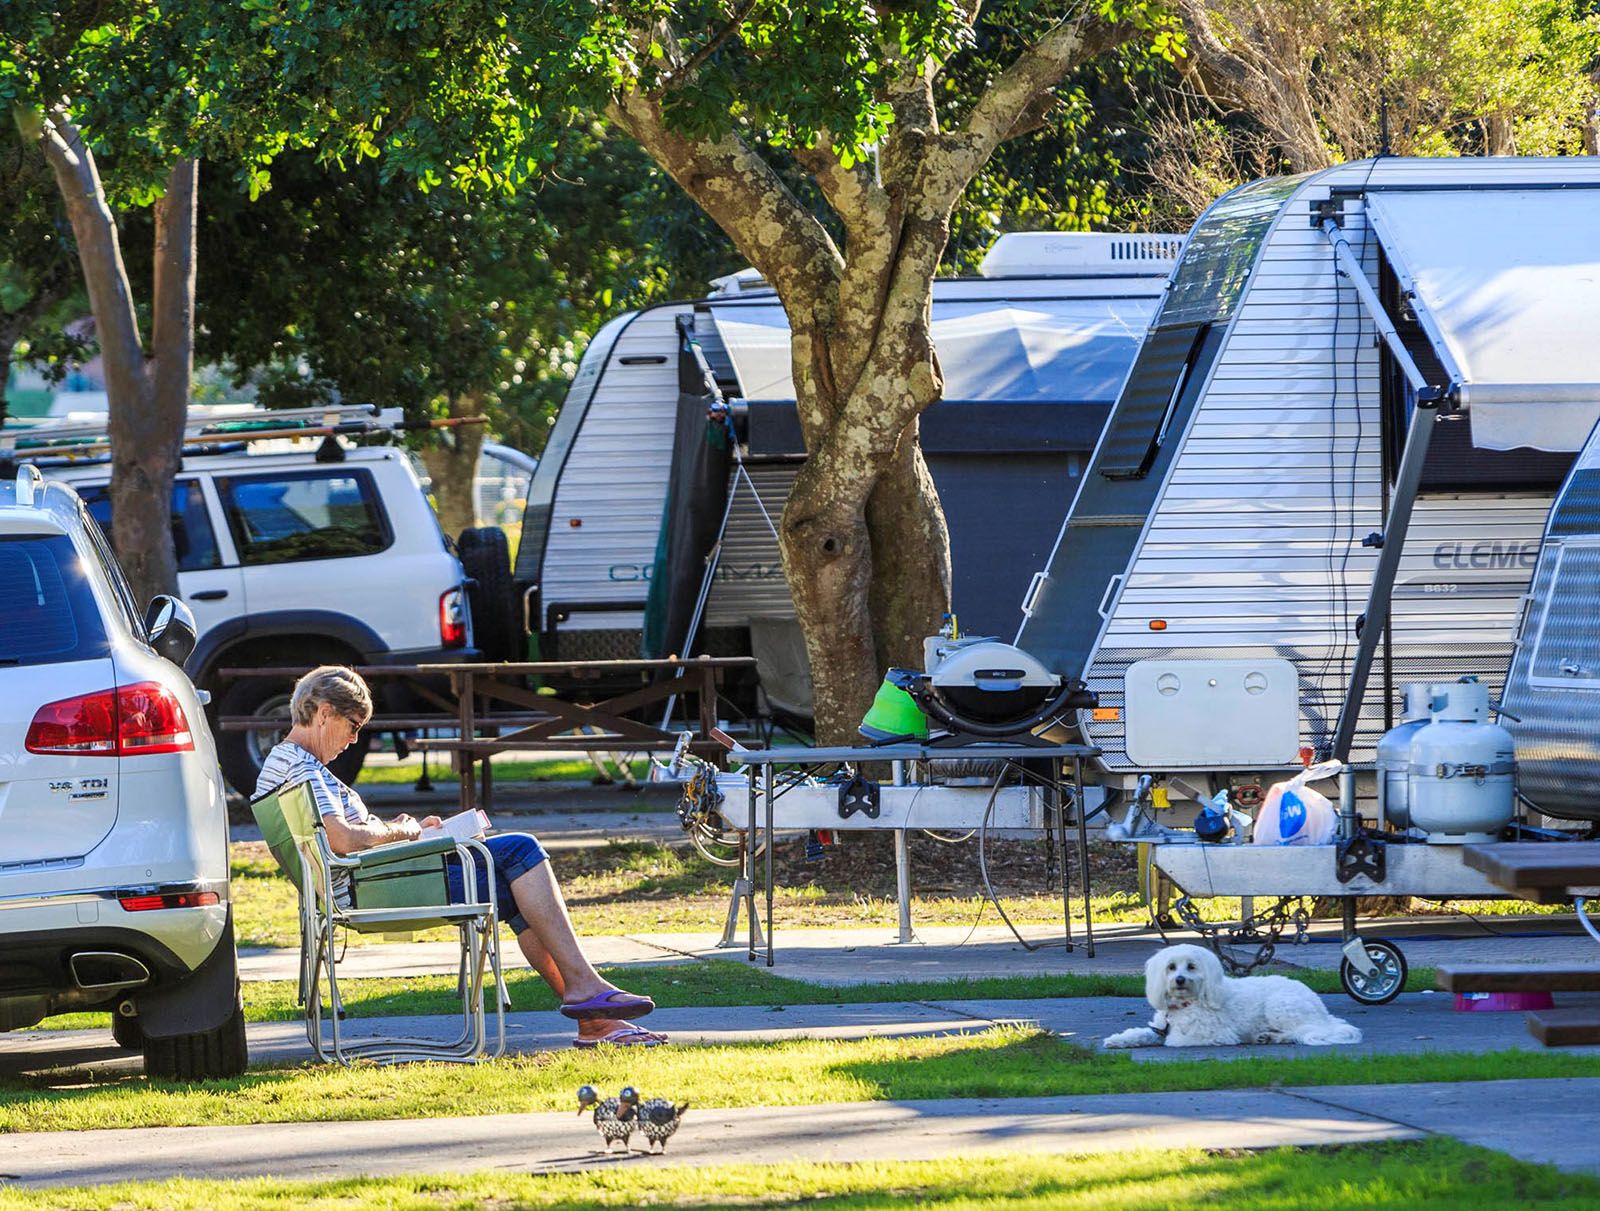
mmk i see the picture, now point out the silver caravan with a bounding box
[514,232,1181,717]
[1017,158,1600,805]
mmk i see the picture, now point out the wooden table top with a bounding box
[1462,842,1600,892]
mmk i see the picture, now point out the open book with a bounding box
[420,809,490,842]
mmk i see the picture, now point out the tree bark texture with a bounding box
[31,107,197,607]
[419,392,488,541]
[609,7,1130,741]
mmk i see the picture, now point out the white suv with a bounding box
[0,467,246,1079]
[48,441,488,794]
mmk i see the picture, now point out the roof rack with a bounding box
[0,404,486,464]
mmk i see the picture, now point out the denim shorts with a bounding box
[445,832,548,934]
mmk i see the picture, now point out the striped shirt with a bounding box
[255,741,374,909]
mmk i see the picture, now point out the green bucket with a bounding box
[859,675,929,741]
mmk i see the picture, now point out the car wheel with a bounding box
[217,675,372,796]
[111,1011,144,1051]
[143,995,248,1081]
[457,526,521,662]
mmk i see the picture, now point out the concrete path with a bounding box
[8,1078,1600,1189]
[236,915,1600,985]
[0,1089,1427,1188]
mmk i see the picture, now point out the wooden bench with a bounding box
[1436,965,1600,994]
[1451,843,1600,1046]
[1461,842,1600,904]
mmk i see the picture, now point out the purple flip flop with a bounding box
[560,989,656,1021]
[572,1026,668,1049]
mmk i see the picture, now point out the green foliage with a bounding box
[1354,0,1600,156]
[163,130,732,452]
[0,128,88,400]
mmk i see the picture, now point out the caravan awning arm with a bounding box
[1318,217,1457,762]
[1320,219,1439,400]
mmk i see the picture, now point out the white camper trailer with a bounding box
[1016,157,1600,803]
[514,231,1182,718]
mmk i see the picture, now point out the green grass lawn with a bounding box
[2,1141,1596,1210]
[39,960,1439,1031]
[232,834,1565,948]
[355,757,654,785]
[5,1027,1599,1133]
[227,838,1167,947]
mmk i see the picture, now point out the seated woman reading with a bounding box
[255,664,665,1048]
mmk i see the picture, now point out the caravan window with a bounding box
[1160,174,1305,327]
[1527,541,1600,688]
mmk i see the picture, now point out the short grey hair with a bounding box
[290,665,373,727]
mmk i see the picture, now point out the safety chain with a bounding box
[1168,895,1312,975]
[674,755,742,867]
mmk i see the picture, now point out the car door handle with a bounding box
[190,589,229,601]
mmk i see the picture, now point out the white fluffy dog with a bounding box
[1103,944,1363,1049]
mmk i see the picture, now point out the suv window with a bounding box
[78,480,222,572]
[0,534,112,666]
[218,468,391,565]
[80,508,148,636]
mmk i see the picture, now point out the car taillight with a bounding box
[117,682,195,754]
[440,586,467,649]
[119,891,219,912]
[26,682,195,757]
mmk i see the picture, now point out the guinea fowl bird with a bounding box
[618,1086,689,1154]
[576,1084,635,1152]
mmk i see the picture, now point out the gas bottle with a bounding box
[1377,683,1435,830]
[1407,679,1515,844]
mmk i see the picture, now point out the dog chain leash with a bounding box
[1169,895,1313,976]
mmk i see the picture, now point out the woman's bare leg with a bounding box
[517,935,632,1041]
[506,861,618,1002]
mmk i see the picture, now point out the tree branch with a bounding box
[149,157,198,445]
[791,134,885,238]
[26,105,148,396]
[662,0,759,89]
[933,4,1135,204]
[606,88,843,313]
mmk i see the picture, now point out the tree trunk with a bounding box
[0,331,14,427]
[866,422,951,673]
[111,157,198,607]
[779,439,880,745]
[32,108,196,607]
[1485,114,1515,156]
[419,393,487,541]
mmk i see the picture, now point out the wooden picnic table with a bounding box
[1442,842,1600,1045]
[218,657,756,814]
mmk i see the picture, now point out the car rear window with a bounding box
[0,535,111,666]
[218,469,391,565]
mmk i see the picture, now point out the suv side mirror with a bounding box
[145,595,198,666]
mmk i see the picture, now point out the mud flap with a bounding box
[135,908,241,1039]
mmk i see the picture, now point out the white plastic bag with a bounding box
[1252,760,1341,846]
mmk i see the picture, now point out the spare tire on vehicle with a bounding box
[457,526,522,663]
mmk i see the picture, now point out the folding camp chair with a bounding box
[251,781,506,1064]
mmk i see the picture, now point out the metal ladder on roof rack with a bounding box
[1,404,484,463]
